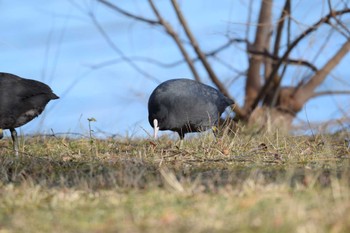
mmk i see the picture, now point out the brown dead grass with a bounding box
[0,128,349,232]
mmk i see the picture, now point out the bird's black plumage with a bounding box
[0,73,59,155]
[148,78,234,139]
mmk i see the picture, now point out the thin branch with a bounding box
[297,40,350,102]
[87,54,244,78]
[148,0,201,82]
[170,0,246,117]
[269,0,291,108]
[88,38,247,71]
[211,55,243,74]
[295,28,336,91]
[273,0,290,59]
[245,0,253,39]
[272,0,291,85]
[326,19,350,39]
[169,0,246,117]
[250,8,350,113]
[89,12,161,83]
[327,0,350,38]
[97,0,159,25]
[209,37,248,56]
[249,49,318,72]
[311,90,350,98]
[86,57,171,69]
[309,26,336,70]
[170,0,230,99]
[167,37,246,68]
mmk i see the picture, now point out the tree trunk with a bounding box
[248,106,294,132]
[244,0,272,113]
[248,86,302,131]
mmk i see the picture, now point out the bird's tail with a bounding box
[50,93,59,100]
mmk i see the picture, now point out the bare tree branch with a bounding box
[327,0,350,38]
[244,0,273,113]
[297,40,350,102]
[250,8,350,113]
[169,0,245,117]
[272,0,291,85]
[94,1,350,126]
[148,0,201,82]
[245,0,253,41]
[249,49,318,72]
[89,12,161,83]
[165,37,246,69]
[88,37,248,71]
[97,0,159,25]
[98,0,203,82]
[311,90,350,98]
[170,0,229,97]
[86,57,169,69]
[211,56,244,74]
[273,0,290,60]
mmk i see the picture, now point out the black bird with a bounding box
[148,78,234,140]
[0,73,59,155]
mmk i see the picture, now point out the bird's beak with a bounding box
[153,119,159,139]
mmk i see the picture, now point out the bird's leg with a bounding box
[153,119,159,139]
[10,128,19,157]
[177,131,185,149]
[179,139,184,149]
[0,129,3,139]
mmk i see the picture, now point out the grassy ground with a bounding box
[0,128,350,233]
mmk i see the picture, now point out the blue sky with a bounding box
[0,1,349,138]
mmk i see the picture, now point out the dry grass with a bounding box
[0,128,350,233]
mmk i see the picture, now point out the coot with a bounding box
[148,79,233,139]
[0,73,59,155]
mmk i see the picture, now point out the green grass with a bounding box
[0,128,350,233]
